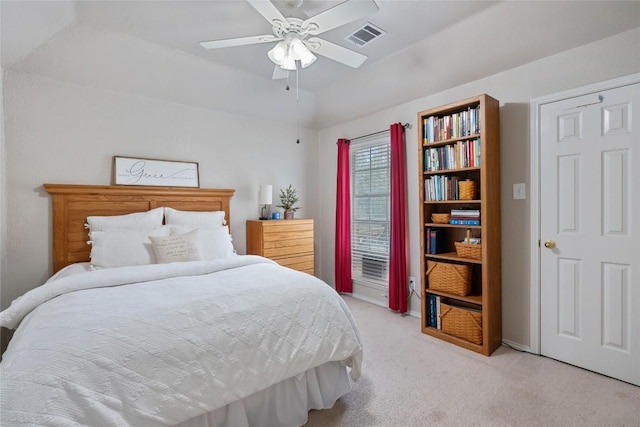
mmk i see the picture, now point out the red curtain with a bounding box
[388,123,408,313]
[335,138,352,293]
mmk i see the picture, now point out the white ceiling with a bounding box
[73,0,499,92]
[2,1,639,129]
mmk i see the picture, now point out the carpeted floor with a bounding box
[305,296,640,426]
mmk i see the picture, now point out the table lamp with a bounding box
[258,184,272,220]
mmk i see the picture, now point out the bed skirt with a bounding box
[176,361,351,427]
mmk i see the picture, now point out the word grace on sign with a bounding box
[113,156,200,187]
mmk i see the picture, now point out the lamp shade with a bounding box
[259,185,273,205]
[267,41,287,64]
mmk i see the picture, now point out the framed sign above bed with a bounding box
[112,156,200,188]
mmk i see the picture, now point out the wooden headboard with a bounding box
[44,184,235,273]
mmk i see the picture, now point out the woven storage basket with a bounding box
[426,261,472,296]
[455,242,482,260]
[431,213,451,224]
[440,303,483,345]
[458,180,476,200]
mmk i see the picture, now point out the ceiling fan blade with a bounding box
[307,37,367,68]
[199,34,280,49]
[303,0,379,35]
[248,0,288,27]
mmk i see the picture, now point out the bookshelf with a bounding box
[418,94,501,356]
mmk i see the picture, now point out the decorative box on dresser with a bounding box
[246,219,314,275]
[418,94,502,356]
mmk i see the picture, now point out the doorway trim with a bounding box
[529,73,640,355]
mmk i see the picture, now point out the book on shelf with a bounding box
[427,294,443,329]
[423,139,481,171]
[422,105,481,144]
[449,219,481,225]
[451,208,480,216]
[424,175,463,201]
[429,229,446,254]
[427,294,436,327]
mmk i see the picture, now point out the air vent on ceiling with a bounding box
[345,22,386,47]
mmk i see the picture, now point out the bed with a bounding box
[0,184,363,427]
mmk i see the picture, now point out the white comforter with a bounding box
[0,256,363,426]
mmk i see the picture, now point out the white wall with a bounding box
[317,28,640,348]
[0,67,5,310]
[2,70,318,309]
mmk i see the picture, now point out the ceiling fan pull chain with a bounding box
[296,66,300,144]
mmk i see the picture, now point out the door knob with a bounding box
[544,240,556,249]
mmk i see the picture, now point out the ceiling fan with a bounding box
[199,0,379,77]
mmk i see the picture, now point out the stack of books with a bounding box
[424,175,462,201]
[425,228,446,254]
[449,208,480,225]
[422,105,481,143]
[423,138,481,171]
[426,294,442,329]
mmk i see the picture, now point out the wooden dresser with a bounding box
[246,219,314,275]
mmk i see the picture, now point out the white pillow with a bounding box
[170,226,235,260]
[89,226,170,268]
[164,207,226,227]
[149,229,204,264]
[86,207,164,231]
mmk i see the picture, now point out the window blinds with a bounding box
[350,137,390,287]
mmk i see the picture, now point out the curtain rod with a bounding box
[349,122,412,142]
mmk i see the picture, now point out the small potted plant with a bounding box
[277,184,300,219]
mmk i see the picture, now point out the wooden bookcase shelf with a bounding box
[418,94,502,356]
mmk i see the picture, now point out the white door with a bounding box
[540,82,640,386]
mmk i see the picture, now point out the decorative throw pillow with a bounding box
[170,226,235,260]
[86,207,164,231]
[164,207,226,227]
[149,229,204,264]
[88,226,170,268]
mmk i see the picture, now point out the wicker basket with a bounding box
[440,302,483,345]
[455,242,482,260]
[426,261,472,296]
[431,213,451,224]
[458,180,476,200]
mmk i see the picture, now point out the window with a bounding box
[351,136,390,289]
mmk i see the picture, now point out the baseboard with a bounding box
[502,338,533,354]
[349,292,387,308]
[407,309,421,319]
[349,293,422,319]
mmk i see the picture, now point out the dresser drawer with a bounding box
[275,254,314,275]
[264,242,313,258]
[263,223,313,234]
[263,230,313,242]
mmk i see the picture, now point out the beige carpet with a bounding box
[305,296,640,427]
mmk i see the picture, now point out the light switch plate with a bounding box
[513,183,526,200]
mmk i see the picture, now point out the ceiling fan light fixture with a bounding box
[268,34,315,70]
[299,48,317,68]
[268,41,288,63]
[281,56,297,71]
[289,38,307,58]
